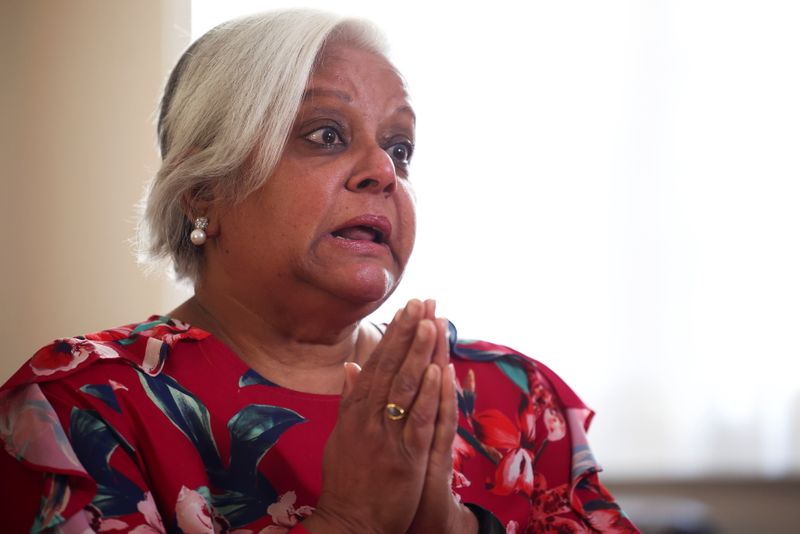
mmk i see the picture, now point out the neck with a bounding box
[169,288,381,395]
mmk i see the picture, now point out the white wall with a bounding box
[193,0,800,479]
[0,0,191,383]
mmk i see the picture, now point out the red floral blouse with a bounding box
[0,316,639,533]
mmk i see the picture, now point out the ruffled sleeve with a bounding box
[0,317,207,532]
[0,383,97,532]
[451,335,639,533]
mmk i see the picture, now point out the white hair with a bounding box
[139,9,389,281]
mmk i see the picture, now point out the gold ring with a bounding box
[385,402,407,421]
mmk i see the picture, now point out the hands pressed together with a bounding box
[302,300,478,534]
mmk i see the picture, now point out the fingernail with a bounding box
[448,363,456,381]
[405,299,421,320]
[426,299,436,315]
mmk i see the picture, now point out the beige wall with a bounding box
[0,1,191,383]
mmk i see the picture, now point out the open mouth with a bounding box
[331,225,386,244]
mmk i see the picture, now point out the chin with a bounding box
[335,267,400,307]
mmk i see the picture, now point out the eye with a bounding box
[386,142,414,167]
[305,126,344,146]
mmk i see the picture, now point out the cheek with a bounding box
[262,181,330,235]
[398,185,418,256]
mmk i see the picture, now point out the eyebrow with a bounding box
[396,105,416,123]
[302,87,353,103]
[301,87,416,123]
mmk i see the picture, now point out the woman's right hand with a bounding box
[301,299,443,534]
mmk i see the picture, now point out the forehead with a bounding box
[306,45,411,107]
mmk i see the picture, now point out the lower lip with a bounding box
[324,234,391,255]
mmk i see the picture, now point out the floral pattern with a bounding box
[0,317,638,533]
[263,491,314,533]
[452,339,639,532]
[29,337,119,376]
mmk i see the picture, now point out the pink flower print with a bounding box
[175,486,214,533]
[98,518,130,531]
[133,491,165,533]
[30,337,118,376]
[544,408,566,441]
[87,504,130,532]
[264,491,314,532]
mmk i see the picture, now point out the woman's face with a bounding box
[210,45,416,311]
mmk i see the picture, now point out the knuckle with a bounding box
[376,351,401,373]
[409,406,435,428]
[393,371,419,396]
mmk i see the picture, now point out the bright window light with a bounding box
[192,0,800,478]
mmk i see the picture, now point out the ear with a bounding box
[181,188,221,238]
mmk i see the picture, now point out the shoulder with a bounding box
[0,315,211,533]
[449,326,590,415]
[446,325,619,529]
[1,316,211,391]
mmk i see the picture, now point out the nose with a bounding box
[345,144,397,195]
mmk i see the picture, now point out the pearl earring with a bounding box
[190,217,209,246]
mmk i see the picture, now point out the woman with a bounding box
[0,10,638,533]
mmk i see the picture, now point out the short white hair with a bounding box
[139,9,389,281]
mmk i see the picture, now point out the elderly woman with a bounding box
[0,10,638,534]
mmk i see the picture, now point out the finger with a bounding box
[341,362,362,398]
[423,299,436,320]
[431,317,450,369]
[430,363,458,463]
[384,319,437,418]
[366,299,426,404]
[403,363,441,453]
[379,306,404,338]
[344,302,419,407]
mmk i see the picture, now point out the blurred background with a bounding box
[2,1,799,532]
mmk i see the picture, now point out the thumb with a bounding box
[341,361,363,398]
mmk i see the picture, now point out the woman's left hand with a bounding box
[406,306,478,534]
